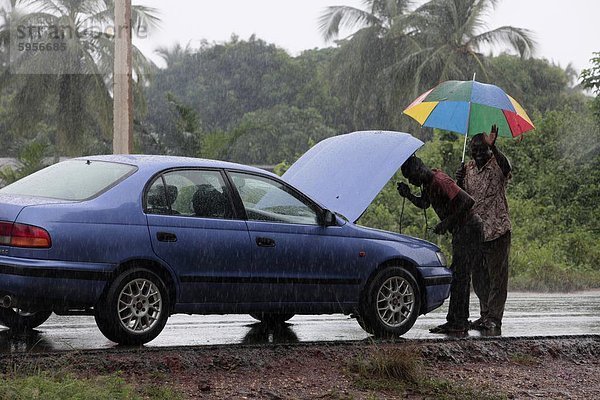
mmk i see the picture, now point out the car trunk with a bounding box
[0,194,69,256]
[0,194,70,222]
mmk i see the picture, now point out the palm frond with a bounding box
[318,5,381,42]
[21,0,64,16]
[471,26,536,58]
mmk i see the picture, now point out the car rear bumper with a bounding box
[0,255,115,308]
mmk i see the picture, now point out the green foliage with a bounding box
[141,37,343,156]
[491,55,587,115]
[349,347,506,399]
[0,0,158,157]
[398,0,535,95]
[0,372,182,400]
[418,378,507,400]
[580,51,600,124]
[222,105,335,164]
[0,141,50,187]
[580,52,600,94]
[350,347,422,386]
[499,107,599,290]
[200,130,234,160]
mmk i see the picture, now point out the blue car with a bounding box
[0,131,451,344]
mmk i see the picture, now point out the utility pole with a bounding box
[113,0,133,154]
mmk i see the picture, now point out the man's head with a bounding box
[401,155,429,186]
[470,133,493,168]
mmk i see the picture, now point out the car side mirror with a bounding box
[320,209,337,227]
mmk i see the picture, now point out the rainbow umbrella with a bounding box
[403,79,535,161]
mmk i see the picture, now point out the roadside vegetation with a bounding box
[348,347,506,399]
[0,0,598,290]
[0,372,182,400]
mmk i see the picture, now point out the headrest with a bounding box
[148,184,178,208]
[192,184,228,218]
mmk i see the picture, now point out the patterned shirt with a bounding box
[464,157,511,241]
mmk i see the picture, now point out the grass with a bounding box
[0,372,183,400]
[349,347,507,400]
[509,233,600,292]
[509,267,600,292]
[421,378,507,400]
[509,353,539,366]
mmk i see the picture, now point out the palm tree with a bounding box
[318,0,414,42]
[319,1,415,131]
[155,42,194,69]
[0,0,159,156]
[396,0,536,95]
[319,0,535,132]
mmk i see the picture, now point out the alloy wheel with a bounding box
[117,278,163,334]
[376,276,415,328]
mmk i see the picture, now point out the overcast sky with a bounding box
[133,0,598,74]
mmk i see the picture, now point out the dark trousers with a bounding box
[472,231,511,326]
[446,216,483,328]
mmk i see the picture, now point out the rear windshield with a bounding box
[0,160,137,201]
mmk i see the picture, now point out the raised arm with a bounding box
[486,124,512,177]
[491,145,512,177]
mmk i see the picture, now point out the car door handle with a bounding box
[256,237,275,247]
[157,232,177,242]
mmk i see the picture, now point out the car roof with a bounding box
[76,154,275,176]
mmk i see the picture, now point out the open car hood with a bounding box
[282,131,424,223]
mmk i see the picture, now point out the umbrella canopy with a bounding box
[404,80,535,138]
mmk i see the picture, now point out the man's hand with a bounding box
[397,182,411,198]
[455,164,466,182]
[484,124,498,147]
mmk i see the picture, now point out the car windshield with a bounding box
[0,160,137,201]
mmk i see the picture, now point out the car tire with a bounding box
[355,314,374,334]
[359,267,421,338]
[0,308,52,331]
[95,268,170,345]
[249,313,295,325]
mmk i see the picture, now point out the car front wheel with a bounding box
[0,308,52,331]
[95,268,169,345]
[359,267,421,337]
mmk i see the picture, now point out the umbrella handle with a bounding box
[461,133,468,163]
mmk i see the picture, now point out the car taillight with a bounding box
[0,222,12,245]
[0,221,51,248]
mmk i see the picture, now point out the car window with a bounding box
[229,172,319,225]
[0,160,136,201]
[146,170,233,219]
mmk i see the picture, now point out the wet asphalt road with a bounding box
[1,290,599,353]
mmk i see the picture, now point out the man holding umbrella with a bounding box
[456,124,512,331]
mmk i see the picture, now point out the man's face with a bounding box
[471,139,492,168]
[402,166,422,186]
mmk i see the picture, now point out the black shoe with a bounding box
[480,319,500,330]
[469,317,486,330]
[429,323,468,334]
[429,323,450,333]
[480,324,502,337]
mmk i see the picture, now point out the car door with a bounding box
[145,169,253,307]
[227,171,362,308]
